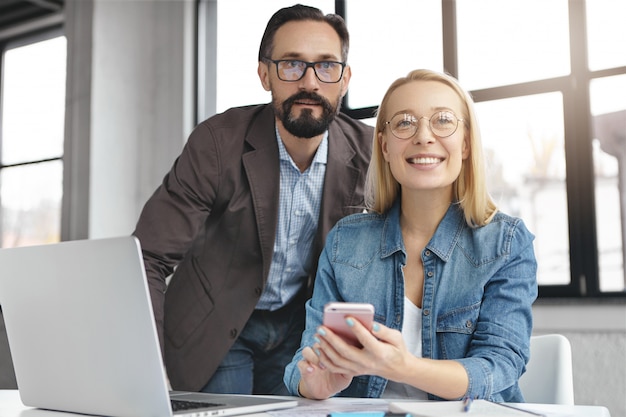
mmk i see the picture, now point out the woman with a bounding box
[283,69,538,402]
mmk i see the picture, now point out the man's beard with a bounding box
[273,91,341,138]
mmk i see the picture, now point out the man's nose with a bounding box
[298,66,319,90]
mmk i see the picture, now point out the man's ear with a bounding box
[258,61,271,92]
[340,65,352,98]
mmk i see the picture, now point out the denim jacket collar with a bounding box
[381,199,466,262]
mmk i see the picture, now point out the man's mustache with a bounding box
[283,92,333,113]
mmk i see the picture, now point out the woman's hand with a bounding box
[315,317,410,382]
[295,317,410,399]
[296,344,352,399]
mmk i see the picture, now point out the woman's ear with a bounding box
[379,132,390,162]
[462,133,471,160]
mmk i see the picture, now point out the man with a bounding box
[133,4,373,395]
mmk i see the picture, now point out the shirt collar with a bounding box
[276,127,328,168]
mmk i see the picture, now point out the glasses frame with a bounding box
[264,58,346,84]
[384,111,466,139]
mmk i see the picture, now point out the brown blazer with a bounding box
[133,104,373,391]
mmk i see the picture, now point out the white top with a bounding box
[382,297,429,400]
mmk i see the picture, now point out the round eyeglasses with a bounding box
[384,111,465,139]
[264,58,346,83]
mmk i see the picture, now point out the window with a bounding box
[455,0,625,296]
[0,35,66,248]
[205,0,625,297]
[345,0,443,109]
[475,93,570,286]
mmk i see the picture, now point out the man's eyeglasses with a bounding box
[384,111,465,139]
[264,59,346,83]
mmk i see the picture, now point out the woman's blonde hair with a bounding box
[365,69,497,227]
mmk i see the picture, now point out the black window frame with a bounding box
[0,9,65,248]
[336,0,626,300]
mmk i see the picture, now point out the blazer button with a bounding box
[229,328,238,338]
[254,287,262,296]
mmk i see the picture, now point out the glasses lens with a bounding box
[276,61,305,81]
[389,113,418,139]
[429,111,458,137]
[314,62,343,83]
[275,60,343,83]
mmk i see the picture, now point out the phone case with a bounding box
[323,302,374,346]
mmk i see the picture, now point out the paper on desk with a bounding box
[267,397,388,417]
[389,400,547,416]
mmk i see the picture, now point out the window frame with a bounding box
[0,21,65,248]
[337,0,626,299]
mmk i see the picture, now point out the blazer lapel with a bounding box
[316,122,363,250]
[242,106,280,281]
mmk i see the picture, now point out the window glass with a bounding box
[475,93,570,286]
[0,162,62,248]
[590,75,626,291]
[2,37,66,164]
[456,0,570,91]
[586,0,626,71]
[345,0,443,109]
[1,36,65,248]
[215,0,334,112]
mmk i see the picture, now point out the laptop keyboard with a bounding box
[171,399,225,411]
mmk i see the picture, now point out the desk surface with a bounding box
[0,389,612,417]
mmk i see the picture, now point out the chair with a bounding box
[519,334,575,405]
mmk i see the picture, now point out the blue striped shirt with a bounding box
[256,129,328,310]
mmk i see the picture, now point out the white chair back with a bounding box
[519,334,575,405]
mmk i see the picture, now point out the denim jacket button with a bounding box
[465,320,473,328]
[424,250,431,256]
[423,309,430,316]
[427,271,434,278]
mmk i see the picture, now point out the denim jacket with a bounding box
[284,200,538,402]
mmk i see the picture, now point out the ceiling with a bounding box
[0,0,64,32]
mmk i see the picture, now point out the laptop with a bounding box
[0,236,298,417]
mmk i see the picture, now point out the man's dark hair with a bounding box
[258,4,349,63]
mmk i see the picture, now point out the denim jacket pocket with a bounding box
[435,302,480,359]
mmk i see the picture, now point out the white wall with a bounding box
[65,0,196,240]
[62,2,626,416]
[533,303,626,416]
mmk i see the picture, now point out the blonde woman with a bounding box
[284,69,537,402]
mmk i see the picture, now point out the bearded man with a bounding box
[133,4,373,396]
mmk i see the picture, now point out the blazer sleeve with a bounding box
[133,122,220,347]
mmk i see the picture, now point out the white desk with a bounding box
[0,390,612,417]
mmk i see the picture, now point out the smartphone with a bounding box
[323,302,375,347]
